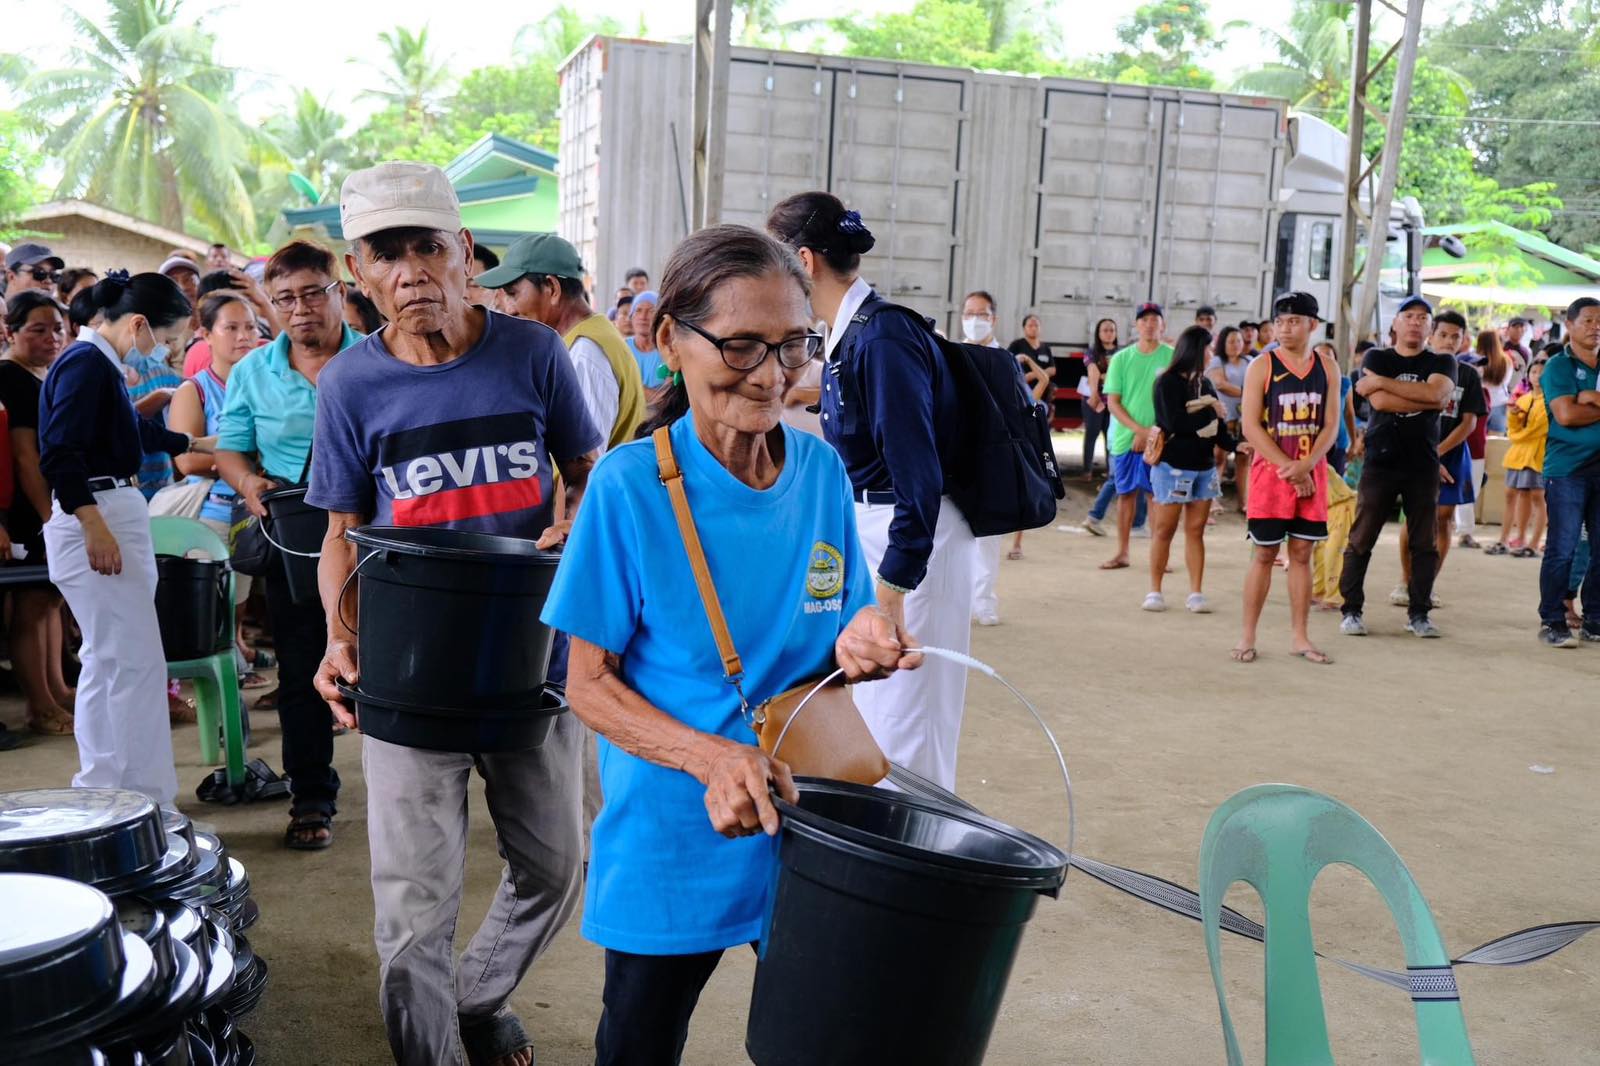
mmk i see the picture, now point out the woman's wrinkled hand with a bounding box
[701,740,796,838]
[836,606,923,682]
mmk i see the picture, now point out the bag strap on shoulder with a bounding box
[653,426,750,710]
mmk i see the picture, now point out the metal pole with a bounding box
[691,0,733,229]
[1334,0,1425,355]
[1353,0,1424,340]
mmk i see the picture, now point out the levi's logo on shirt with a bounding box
[376,413,544,526]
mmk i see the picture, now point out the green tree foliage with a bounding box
[834,0,1090,76]
[0,113,43,235]
[2,0,270,247]
[1426,0,1600,248]
[1101,0,1219,88]
[1231,1,1355,110]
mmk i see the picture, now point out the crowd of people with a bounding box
[3,162,1595,1066]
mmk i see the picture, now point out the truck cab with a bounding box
[1272,113,1424,343]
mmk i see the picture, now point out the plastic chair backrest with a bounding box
[1198,784,1476,1066]
[150,516,230,563]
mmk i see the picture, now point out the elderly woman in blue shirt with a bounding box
[542,225,918,1065]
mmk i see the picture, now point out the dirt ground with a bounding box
[4,468,1597,1065]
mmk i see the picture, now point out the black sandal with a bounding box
[460,1009,532,1066]
[284,812,333,851]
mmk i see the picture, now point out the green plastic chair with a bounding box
[1198,784,1476,1066]
[150,516,246,789]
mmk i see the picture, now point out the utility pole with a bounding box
[692,0,733,230]
[1334,0,1425,355]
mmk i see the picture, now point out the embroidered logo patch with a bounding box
[806,541,844,601]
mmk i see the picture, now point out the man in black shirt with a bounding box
[1339,296,1458,637]
[1393,310,1484,602]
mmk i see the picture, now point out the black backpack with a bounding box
[846,302,1064,537]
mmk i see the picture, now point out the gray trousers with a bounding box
[363,714,584,1066]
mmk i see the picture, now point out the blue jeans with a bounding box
[1538,474,1600,627]
[1090,478,1147,525]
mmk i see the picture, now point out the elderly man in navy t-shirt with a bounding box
[307,161,601,1066]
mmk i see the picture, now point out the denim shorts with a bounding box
[1150,463,1219,505]
[1505,467,1544,491]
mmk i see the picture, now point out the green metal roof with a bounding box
[1422,221,1600,283]
[281,134,558,246]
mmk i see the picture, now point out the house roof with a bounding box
[1422,220,1600,284]
[18,200,242,263]
[282,134,558,245]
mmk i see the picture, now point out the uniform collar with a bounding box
[78,326,123,371]
[825,276,874,362]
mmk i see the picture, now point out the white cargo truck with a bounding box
[558,37,1424,362]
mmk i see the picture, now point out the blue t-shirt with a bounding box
[1336,374,1352,451]
[541,415,873,954]
[125,349,182,499]
[626,337,664,387]
[306,311,601,534]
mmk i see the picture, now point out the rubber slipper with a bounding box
[253,688,279,711]
[460,1009,532,1066]
[1292,648,1334,665]
[1099,558,1130,570]
[26,705,74,736]
[1230,647,1257,663]
[285,813,333,851]
[1007,550,1023,560]
[240,671,273,690]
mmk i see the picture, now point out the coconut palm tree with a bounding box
[3,0,269,248]
[1230,1,1356,112]
[267,90,351,200]
[363,25,452,129]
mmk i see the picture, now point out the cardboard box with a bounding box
[1479,436,1510,526]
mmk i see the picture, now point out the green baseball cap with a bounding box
[474,232,586,289]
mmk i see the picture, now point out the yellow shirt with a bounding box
[1504,390,1548,472]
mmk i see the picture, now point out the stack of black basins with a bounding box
[0,788,266,1065]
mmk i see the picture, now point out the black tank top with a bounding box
[1261,350,1329,459]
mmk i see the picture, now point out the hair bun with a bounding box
[836,210,876,255]
[90,270,131,309]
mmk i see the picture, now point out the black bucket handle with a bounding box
[334,548,391,638]
[771,645,1076,888]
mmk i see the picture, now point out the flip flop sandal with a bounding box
[240,671,273,690]
[168,695,198,724]
[1099,559,1130,570]
[285,813,333,851]
[253,688,279,711]
[460,1009,532,1066]
[1292,648,1334,665]
[1229,647,1257,663]
[1007,550,1024,560]
[1512,547,1538,558]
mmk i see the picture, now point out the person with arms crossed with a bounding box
[309,163,602,1066]
[1391,310,1483,605]
[1534,297,1600,648]
[1099,302,1173,570]
[1338,297,1457,638]
[1232,292,1340,664]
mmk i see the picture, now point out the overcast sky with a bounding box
[0,0,1461,123]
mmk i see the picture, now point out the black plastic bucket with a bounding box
[153,555,229,662]
[260,485,324,606]
[340,680,569,753]
[746,779,1068,1066]
[345,525,561,712]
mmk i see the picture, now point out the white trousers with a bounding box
[972,535,1004,617]
[853,496,975,790]
[1456,457,1486,534]
[45,487,179,805]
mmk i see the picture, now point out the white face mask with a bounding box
[961,316,992,343]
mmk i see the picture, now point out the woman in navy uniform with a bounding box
[39,271,211,803]
[767,192,973,789]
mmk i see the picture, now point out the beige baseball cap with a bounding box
[340,162,462,242]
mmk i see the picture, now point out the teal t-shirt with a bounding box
[540,415,873,954]
[1540,349,1600,478]
[1103,342,1174,456]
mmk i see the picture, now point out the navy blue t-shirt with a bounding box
[306,311,602,536]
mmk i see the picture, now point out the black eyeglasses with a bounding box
[673,317,822,371]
